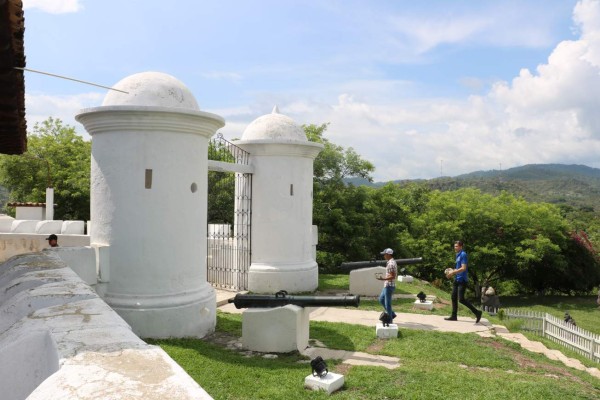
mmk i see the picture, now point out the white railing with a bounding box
[503,308,600,363]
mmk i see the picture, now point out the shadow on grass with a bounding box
[309,322,362,351]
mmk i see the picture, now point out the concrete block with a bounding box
[208,223,231,238]
[35,220,63,234]
[376,323,398,338]
[11,220,39,233]
[242,305,309,353]
[61,221,85,235]
[53,247,97,286]
[397,275,413,283]
[0,216,15,233]
[15,206,44,221]
[305,372,344,394]
[349,267,386,296]
[413,300,434,311]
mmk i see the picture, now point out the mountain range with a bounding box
[348,164,600,212]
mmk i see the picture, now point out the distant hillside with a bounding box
[457,164,600,181]
[347,164,600,212]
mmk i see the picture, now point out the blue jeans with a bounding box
[379,286,396,319]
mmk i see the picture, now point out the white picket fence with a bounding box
[503,308,600,363]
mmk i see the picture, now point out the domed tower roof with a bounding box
[102,71,199,110]
[241,106,307,142]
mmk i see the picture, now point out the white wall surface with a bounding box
[35,220,63,234]
[61,220,85,234]
[0,233,90,263]
[51,246,97,285]
[10,219,38,233]
[15,206,44,220]
[0,216,14,232]
[0,252,213,400]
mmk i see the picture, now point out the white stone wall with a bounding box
[15,206,44,220]
[0,252,213,400]
[0,233,90,263]
[0,218,86,235]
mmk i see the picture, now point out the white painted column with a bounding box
[45,188,54,220]
[76,72,225,338]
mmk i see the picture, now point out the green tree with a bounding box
[207,138,236,225]
[0,117,91,220]
[305,123,377,272]
[400,188,599,295]
[304,123,374,186]
[556,230,600,294]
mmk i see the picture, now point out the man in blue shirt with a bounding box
[445,241,482,323]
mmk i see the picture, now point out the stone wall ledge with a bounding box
[0,252,212,400]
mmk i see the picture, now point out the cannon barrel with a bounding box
[228,290,360,309]
[339,257,423,272]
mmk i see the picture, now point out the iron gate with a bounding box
[207,134,252,290]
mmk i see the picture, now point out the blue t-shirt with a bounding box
[455,250,468,283]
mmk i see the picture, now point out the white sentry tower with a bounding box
[76,72,224,338]
[235,107,323,293]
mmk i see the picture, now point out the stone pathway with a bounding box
[301,346,400,370]
[483,325,600,379]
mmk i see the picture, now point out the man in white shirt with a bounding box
[376,248,397,321]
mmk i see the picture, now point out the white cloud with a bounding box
[23,0,82,14]
[21,0,600,181]
[267,0,600,181]
[25,92,103,139]
[388,15,489,55]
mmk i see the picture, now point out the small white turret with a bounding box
[235,107,323,293]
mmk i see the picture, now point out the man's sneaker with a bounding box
[475,310,483,323]
[444,316,457,321]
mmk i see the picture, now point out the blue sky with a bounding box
[22,0,600,180]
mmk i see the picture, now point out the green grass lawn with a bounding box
[319,274,479,318]
[320,274,600,330]
[147,275,600,399]
[319,273,600,368]
[498,295,600,335]
[149,312,600,400]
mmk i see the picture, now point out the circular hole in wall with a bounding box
[190,182,198,193]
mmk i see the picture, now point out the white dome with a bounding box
[102,71,199,110]
[241,106,307,142]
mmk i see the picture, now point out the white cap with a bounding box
[380,248,394,255]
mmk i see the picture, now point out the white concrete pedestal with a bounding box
[413,300,434,311]
[247,261,318,293]
[242,305,309,352]
[398,275,414,283]
[349,267,386,296]
[376,323,398,338]
[305,372,344,394]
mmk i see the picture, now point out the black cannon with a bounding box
[228,290,361,309]
[339,257,423,272]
